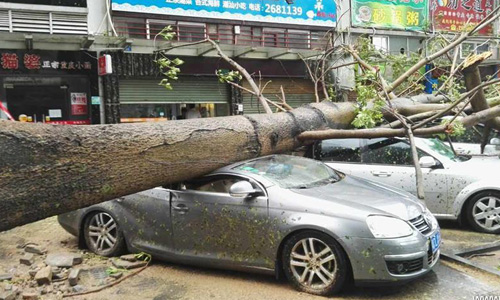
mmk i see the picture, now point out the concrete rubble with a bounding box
[0,241,144,300]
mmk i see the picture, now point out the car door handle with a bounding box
[371,171,392,177]
[173,204,189,213]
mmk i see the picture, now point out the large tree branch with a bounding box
[205,39,273,114]
[298,104,500,140]
[385,6,500,94]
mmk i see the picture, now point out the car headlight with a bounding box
[423,208,438,229]
[366,215,414,239]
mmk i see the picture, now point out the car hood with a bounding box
[447,156,500,177]
[289,176,423,221]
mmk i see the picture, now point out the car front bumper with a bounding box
[343,227,440,284]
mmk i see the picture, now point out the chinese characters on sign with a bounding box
[351,0,428,30]
[112,0,336,27]
[70,93,88,116]
[0,53,92,71]
[430,0,493,34]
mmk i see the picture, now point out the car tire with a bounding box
[465,191,500,234]
[281,230,349,296]
[83,211,126,257]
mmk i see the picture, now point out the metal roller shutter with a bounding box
[119,77,230,104]
[242,78,315,114]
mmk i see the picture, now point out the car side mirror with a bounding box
[490,138,500,145]
[229,181,259,198]
[419,156,438,168]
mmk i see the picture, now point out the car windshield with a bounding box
[420,138,469,162]
[234,155,341,189]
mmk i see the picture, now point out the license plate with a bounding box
[430,231,441,253]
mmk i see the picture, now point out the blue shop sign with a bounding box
[112,0,336,27]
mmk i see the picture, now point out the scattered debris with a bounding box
[0,274,12,282]
[45,253,82,268]
[20,254,34,266]
[2,235,151,299]
[21,291,38,300]
[108,272,123,280]
[34,266,52,285]
[24,245,45,256]
[119,254,137,262]
[68,269,80,286]
[0,291,15,300]
[111,259,147,270]
[72,285,85,293]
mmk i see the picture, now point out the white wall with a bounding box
[87,0,109,36]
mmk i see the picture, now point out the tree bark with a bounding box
[462,54,500,130]
[2,95,500,231]
[0,102,356,231]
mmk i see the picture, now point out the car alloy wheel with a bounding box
[472,196,500,231]
[282,231,348,296]
[84,211,125,256]
[290,238,337,289]
[466,191,500,234]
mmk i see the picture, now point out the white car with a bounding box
[435,119,500,156]
[307,137,500,234]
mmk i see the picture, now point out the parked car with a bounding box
[432,118,500,155]
[58,155,440,296]
[307,137,500,234]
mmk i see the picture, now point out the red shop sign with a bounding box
[431,0,493,35]
[70,93,88,116]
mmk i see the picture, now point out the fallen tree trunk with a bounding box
[0,101,355,231]
[2,95,500,231]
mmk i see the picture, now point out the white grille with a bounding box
[52,13,88,35]
[0,10,9,32]
[0,9,87,35]
[11,11,50,33]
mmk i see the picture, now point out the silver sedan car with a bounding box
[58,155,440,296]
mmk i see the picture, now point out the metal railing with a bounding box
[113,18,329,50]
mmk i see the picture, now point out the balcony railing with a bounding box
[113,18,329,50]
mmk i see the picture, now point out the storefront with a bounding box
[0,50,98,124]
[119,77,229,122]
[242,78,315,114]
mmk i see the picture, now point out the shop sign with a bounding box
[351,0,428,30]
[112,0,336,27]
[0,51,94,73]
[430,0,493,34]
[70,93,88,116]
[98,54,113,76]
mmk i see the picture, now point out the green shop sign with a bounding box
[351,0,428,30]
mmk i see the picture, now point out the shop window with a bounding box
[120,104,171,121]
[217,25,233,44]
[177,22,206,42]
[460,43,475,58]
[372,36,388,53]
[287,29,310,49]
[477,43,490,54]
[113,17,147,39]
[310,31,328,49]
[460,42,491,59]
[263,28,286,48]
[235,26,253,46]
[147,19,176,40]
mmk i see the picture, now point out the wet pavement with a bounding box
[0,217,499,299]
